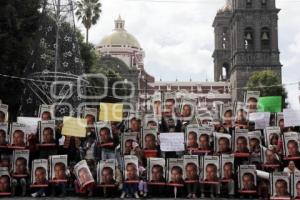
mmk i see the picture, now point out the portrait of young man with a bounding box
[218,137,231,154]
[185,163,198,181]
[235,136,249,153]
[14,157,27,175]
[199,134,210,151]
[187,131,198,149]
[98,127,113,145]
[222,162,234,180]
[34,167,47,185]
[169,166,184,184]
[42,127,55,144]
[12,130,25,147]
[41,111,52,121]
[205,163,218,182]
[242,173,255,191]
[144,133,157,150]
[287,140,300,157]
[0,129,7,146]
[125,163,138,181]
[274,179,289,197]
[53,162,66,180]
[0,175,10,193]
[150,165,165,182]
[101,167,115,185]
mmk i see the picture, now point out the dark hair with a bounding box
[13,129,24,135]
[0,175,10,182]
[219,137,229,144]
[130,117,141,123]
[43,127,53,134]
[287,140,298,147]
[35,166,46,174]
[243,172,254,181]
[166,99,175,104]
[224,110,232,116]
[224,162,233,169]
[126,163,137,170]
[171,166,182,175]
[41,111,51,118]
[247,97,258,103]
[200,134,209,141]
[152,165,163,173]
[102,167,113,176]
[275,179,287,187]
[206,163,217,171]
[0,129,6,136]
[188,131,197,139]
[16,157,27,165]
[237,136,247,143]
[145,133,155,140]
[85,114,95,121]
[185,162,197,170]
[100,127,110,134]
[54,162,66,170]
[0,111,6,119]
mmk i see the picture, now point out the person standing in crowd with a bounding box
[185,163,199,198]
[121,163,139,199]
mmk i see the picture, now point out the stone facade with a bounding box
[213,0,282,101]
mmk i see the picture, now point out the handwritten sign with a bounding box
[99,103,123,122]
[249,112,270,130]
[62,117,87,138]
[159,132,184,152]
[17,117,40,134]
[283,109,300,127]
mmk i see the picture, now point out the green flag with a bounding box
[257,96,282,113]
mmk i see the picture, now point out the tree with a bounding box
[75,0,101,43]
[76,29,98,72]
[247,70,287,108]
[0,0,41,120]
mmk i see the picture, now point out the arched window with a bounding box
[261,27,270,49]
[222,63,230,80]
[246,0,252,8]
[262,0,267,8]
[244,27,254,50]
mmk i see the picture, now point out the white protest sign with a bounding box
[283,109,300,127]
[17,117,40,134]
[249,112,270,130]
[159,132,184,152]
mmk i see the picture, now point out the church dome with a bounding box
[98,16,141,48]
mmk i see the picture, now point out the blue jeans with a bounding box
[123,183,138,195]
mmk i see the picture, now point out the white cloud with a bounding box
[77,0,300,109]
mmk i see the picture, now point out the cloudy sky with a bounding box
[76,0,300,109]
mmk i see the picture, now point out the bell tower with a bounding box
[213,0,282,102]
[212,0,232,82]
[230,0,282,101]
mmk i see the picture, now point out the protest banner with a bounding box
[249,112,270,130]
[99,103,123,122]
[17,117,40,134]
[257,96,282,113]
[61,117,87,138]
[160,132,184,152]
[283,109,300,127]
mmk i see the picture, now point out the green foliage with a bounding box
[0,0,41,119]
[87,56,128,102]
[76,29,98,72]
[247,70,287,108]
